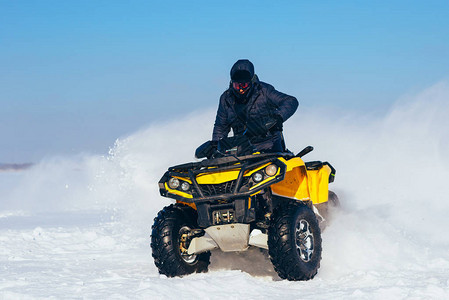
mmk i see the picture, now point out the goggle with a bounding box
[232,81,250,93]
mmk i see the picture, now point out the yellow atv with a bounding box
[151,136,338,281]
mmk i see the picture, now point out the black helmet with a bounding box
[230,59,255,97]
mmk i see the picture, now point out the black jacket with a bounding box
[212,78,299,151]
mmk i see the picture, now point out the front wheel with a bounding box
[151,204,211,277]
[268,202,322,281]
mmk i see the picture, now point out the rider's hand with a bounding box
[195,140,219,159]
[209,140,219,158]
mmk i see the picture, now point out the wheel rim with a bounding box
[178,226,198,264]
[295,219,314,262]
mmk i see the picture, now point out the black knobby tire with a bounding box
[328,190,340,208]
[151,204,211,277]
[268,202,322,281]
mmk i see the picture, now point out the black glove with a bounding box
[195,140,218,159]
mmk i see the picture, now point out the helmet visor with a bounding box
[232,81,250,94]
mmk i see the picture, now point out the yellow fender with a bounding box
[271,157,331,204]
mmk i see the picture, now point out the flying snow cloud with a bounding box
[1,81,449,282]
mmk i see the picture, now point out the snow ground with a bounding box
[1,82,449,299]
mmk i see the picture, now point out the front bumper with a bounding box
[159,155,287,204]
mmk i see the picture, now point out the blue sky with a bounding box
[1,0,448,162]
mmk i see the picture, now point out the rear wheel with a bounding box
[315,190,340,227]
[151,204,210,277]
[268,202,322,281]
[328,190,340,208]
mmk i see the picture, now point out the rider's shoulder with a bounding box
[258,81,275,91]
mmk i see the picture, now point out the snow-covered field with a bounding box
[1,82,449,299]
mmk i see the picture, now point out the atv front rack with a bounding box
[159,153,291,204]
[169,152,293,171]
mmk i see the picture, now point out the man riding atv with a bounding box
[150,60,338,281]
[212,59,299,153]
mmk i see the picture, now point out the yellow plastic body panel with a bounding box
[165,182,193,199]
[271,157,330,204]
[196,169,240,184]
[307,165,331,204]
[195,162,273,185]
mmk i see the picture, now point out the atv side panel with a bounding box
[271,157,333,204]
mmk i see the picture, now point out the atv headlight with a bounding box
[265,164,278,177]
[168,178,180,189]
[181,181,190,191]
[253,172,263,183]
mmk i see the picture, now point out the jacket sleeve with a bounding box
[265,84,299,122]
[212,93,231,141]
